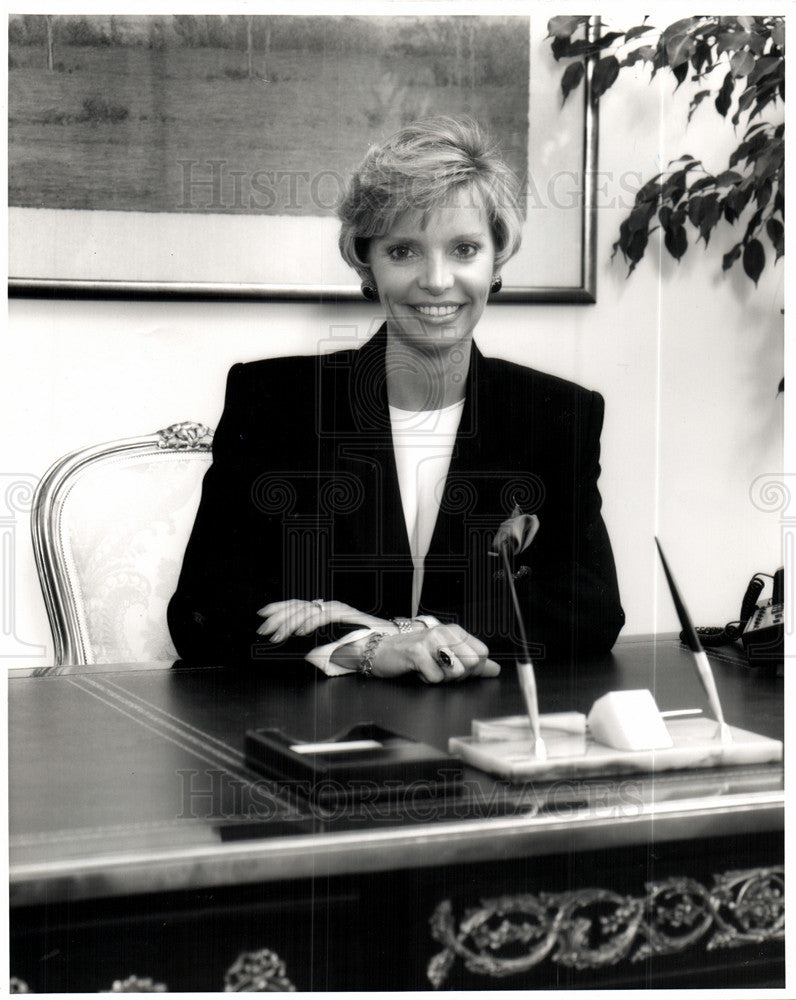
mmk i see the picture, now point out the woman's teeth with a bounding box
[412,304,461,317]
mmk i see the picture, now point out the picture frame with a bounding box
[8,14,598,303]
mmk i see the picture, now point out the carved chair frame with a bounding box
[31,421,214,666]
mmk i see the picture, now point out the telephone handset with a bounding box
[741,568,784,673]
[685,568,784,675]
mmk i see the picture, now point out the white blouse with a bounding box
[305,398,465,675]
[388,399,465,617]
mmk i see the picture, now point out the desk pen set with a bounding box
[247,535,781,794]
[449,537,781,782]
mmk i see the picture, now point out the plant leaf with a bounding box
[729,130,767,167]
[592,55,620,99]
[731,85,758,125]
[730,49,755,77]
[744,207,764,240]
[561,60,585,103]
[766,218,784,261]
[686,196,705,228]
[689,175,717,194]
[635,174,664,205]
[744,120,769,138]
[726,185,752,218]
[673,62,689,87]
[715,71,734,116]
[753,142,783,182]
[742,238,765,285]
[666,33,697,68]
[748,55,780,86]
[718,30,757,55]
[688,89,712,122]
[715,170,743,186]
[660,18,702,53]
[627,202,657,231]
[671,204,687,228]
[663,168,692,205]
[664,224,688,261]
[634,44,657,64]
[691,39,713,75]
[563,33,625,60]
[548,15,588,40]
[697,193,722,245]
[625,24,654,42]
[756,178,773,210]
[626,227,649,263]
[722,243,742,270]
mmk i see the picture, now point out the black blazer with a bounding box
[168,327,624,668]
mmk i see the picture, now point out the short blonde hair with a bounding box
[338,116,524,282]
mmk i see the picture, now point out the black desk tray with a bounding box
[245,722,462,806]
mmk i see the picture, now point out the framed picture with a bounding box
[8,13,597,302]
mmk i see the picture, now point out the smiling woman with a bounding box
[167,116,625,682]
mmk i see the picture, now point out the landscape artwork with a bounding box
[8,14,590,296]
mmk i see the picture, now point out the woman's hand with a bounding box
[368,624,500,683]
[256,598,390,643]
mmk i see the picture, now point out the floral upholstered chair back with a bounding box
[31,422,214,666]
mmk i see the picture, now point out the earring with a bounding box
[490,276,503,295]
[361,281,378,302]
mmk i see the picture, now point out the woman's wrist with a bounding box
[328,625,398,671]
[326,617,433,674]
[358,632,388,676]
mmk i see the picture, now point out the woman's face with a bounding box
[367,185,496,356]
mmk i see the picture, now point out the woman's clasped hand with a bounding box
[256,598,387,641]
[364,624,501,683]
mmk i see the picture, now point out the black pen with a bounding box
[655,538,732,743]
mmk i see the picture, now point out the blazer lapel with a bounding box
[320,326,414,617]
[420,344,509,621]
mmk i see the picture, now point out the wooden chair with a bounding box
[31,422,213,665]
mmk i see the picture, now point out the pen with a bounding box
[500,543,546,760]
[655,538,732,743]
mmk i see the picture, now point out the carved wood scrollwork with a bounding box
[105,975,167,991]
[156,421,214,451]
[10,947,296,994]
[427,866,784,988]
[223,948,297,992]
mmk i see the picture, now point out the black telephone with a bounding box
[687,568,784,675]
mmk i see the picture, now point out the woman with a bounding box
[168,116,624,681]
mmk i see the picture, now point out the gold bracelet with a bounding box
[359,632,386,677]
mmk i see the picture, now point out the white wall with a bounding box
[5,36,785,668]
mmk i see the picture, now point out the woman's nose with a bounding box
[418,254,454,295]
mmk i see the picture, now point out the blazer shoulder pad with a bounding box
[481,354,600,403]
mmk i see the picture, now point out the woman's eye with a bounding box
[454,243,478,259]
[387,245,415,261]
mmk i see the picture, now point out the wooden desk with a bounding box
[9,636,784,991]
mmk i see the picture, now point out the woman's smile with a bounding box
[409,303,464,320]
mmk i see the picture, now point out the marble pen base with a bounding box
[449,714,783,783]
